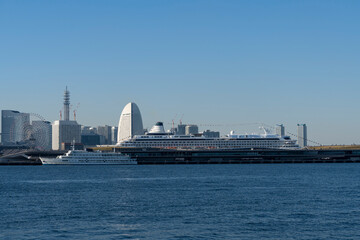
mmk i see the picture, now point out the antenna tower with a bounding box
[63,86,70,121]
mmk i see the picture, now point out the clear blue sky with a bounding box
[1,0,359,145]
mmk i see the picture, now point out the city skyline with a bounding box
[1,1,360,145]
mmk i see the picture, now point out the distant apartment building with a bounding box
[297,124,307,148]
[177,124,186,135]
[111,126,118,144]
[81,134,101,147]
[52,120,81,150]
[81,126,97,135]
[276,124,285,137]
[185,125,199,135]
[202,130,220,138]
[97,125,112,145]
[81,126,100,147]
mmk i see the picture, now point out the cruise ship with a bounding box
[40,149,137,165]
[118,122,299,150]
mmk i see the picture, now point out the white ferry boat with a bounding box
[40,149,137,165]
[118,122,299,150]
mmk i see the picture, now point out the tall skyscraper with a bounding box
[297,124,307,148]
[111,126,118,144]
[1,110,30,144]
[276,124,285,137]
[52,87,81,150]
[117,102,144,143]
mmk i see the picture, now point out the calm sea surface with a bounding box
[1,164,360,240]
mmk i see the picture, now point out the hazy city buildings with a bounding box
[297,124,307,148]
[276,124,285,137]
[81,126,100,146]
[177,124,186,135]
[185,124,198,135]
[111,126,118,144]
[52,87,81,150]
[97,125,112,145]
[202,130,220,138]
[117,102,144,143]
[1,110,30,144]
[52,120,81,150]
[81,134,101,146]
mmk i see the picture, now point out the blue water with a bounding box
[1,164,360,239]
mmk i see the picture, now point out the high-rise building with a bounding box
[81,126,100,146]
[1,110,30,144]
[52,120,81,150]
[185,125,198,135]
[117,102,144,143]
[52,87,82,150]
[81,126,97,135]
[297,124,307,148]
[97,125,112,145]
[276,124,285,137]
[177,124,186,135]
[111,126,118,144]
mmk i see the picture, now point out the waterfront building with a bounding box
[297,124,307,148]
[185,125,199,135]
[52,87,81,150]
[117,102,144,142]
[1,110,30,144]
[276,124,285,137]
[52,120,81,150]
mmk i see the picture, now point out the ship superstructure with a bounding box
[118,122,299,149]
[40,149,136,165]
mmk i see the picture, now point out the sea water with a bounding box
[1,164,360,239]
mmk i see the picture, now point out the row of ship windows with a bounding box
[73,160,132,162]
[129,143,279,147]
[132,141,279,144]
[126,141,280,145]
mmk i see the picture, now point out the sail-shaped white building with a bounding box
[117,102,144,143]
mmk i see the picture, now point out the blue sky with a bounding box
[1,0,360,145]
